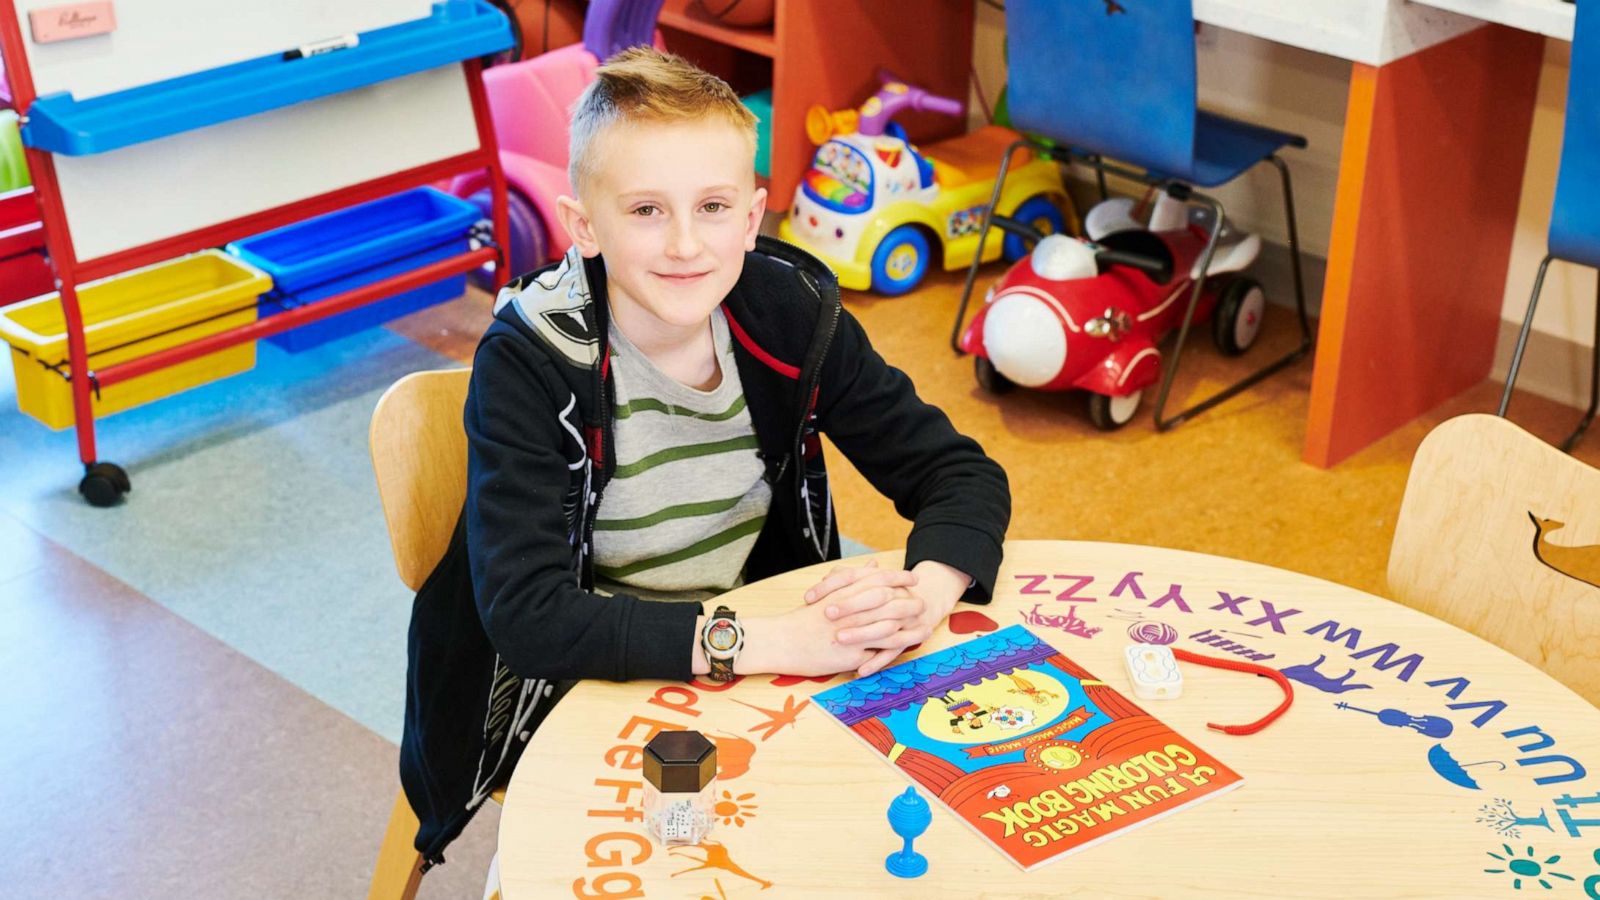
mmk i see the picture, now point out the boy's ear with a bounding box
[556,195,602,258]
[744,186,768,252]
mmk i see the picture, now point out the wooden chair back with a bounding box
[1389,414,1600,704]
[369,368,472,592]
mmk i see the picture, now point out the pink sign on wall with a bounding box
[28,2,117,44]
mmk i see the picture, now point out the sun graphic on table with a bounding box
[1483,845,1575,890]
[713,790,758,827]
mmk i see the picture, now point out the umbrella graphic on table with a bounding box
[1426,744,1506,789]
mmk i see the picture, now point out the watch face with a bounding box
[707,620,740,654]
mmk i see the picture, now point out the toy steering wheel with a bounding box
[805,71,964,145]
[991,216,1174,283]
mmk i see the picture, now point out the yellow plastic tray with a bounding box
[0,250,271,429]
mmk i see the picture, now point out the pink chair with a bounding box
[451,0,664,280]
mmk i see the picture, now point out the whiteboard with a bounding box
[52,64,480,260]
[15,0,434,101]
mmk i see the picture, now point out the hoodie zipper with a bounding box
[782,270,842,561]
[580,285,612,590]
[788,271,841,468]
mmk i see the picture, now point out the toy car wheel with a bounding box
[1087,390,1142,431]
[974,356,1014,394]
[1212,276,1266,357]
[1003,195,1069,261]
[870,226,932,296]
[467,188,549,289]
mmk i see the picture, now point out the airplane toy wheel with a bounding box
[1087,390,1142,431]
[870,226,931,296]
[975,356,1014,394]
[1212,276,1266,357]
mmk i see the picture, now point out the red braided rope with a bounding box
[1171,647,1295,735]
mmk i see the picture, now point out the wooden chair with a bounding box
[1389,414,1600,706]
[370,368,472,594]
[367,368,504,900]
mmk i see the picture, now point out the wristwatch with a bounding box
[701,606,745,683]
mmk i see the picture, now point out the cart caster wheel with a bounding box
[974,356,1014,394]
[1087,390,1143,431]
[79,462,130,507]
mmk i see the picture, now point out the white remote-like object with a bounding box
[1124,644,1183,700]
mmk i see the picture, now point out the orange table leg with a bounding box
[1304,24,1544,468]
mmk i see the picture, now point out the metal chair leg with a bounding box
[1273,154,1316,350]
[1499,255,1597,454]
[1560,271,1598,452]
[1498,254,1553,419]
[1151,154,1316,430]
[950,137,1036,354]
[1150,189,1226,430]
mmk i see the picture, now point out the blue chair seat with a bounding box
[1181,111,1308,188]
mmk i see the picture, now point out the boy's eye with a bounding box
[702,201,727,213]
[632,205,658,217]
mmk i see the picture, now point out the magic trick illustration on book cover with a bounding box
[813,625,1244,870]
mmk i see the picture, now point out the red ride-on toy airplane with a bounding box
[957,190,1267,430]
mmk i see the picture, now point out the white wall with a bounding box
[1193,24,1349,257]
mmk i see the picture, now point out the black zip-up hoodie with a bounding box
[400,237,1010,866]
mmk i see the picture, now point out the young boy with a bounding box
[400,48,1010,867]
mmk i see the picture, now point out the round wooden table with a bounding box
[499,540,1600,899]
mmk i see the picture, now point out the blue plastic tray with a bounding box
[261,239,468,352]
[227,186,480,351]
[227,187,480,293]
[23,0,513,156]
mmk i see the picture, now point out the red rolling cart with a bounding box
[0,0,514,505]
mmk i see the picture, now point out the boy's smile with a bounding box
[558,118,766,353]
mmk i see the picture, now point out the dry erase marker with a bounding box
[283,34,359,61]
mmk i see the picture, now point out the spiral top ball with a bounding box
[887,786,931,837]
[1128,621,1178,645]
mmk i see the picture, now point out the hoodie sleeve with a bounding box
[464,330,701,682]
[815,307,1011,602]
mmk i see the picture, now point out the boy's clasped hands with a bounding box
[787,558,972,677]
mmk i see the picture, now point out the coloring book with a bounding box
[812,625,1244,870]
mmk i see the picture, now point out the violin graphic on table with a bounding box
[1335,702,1454,739]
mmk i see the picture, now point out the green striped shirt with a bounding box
[592,308,771,598]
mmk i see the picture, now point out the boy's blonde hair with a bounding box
[568,47,759,198]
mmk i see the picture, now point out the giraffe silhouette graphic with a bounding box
[670,841,772,890]
[1280,655,1374,694]
[1529,512,1600,590]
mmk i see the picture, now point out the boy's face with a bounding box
[558,118,766,334]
